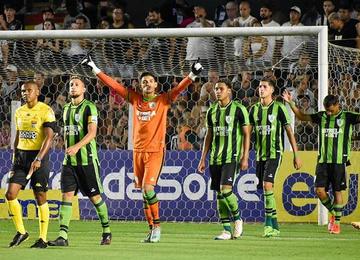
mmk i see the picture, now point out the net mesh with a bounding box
[0,33,359,222]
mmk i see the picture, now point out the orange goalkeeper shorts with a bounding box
[133,150,165,188]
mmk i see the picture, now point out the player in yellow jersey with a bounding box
[5,81,56,248]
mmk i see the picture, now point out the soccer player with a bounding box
[249,79,302,237]
[283,90,360,234]
[82,56,203,243]
[5,81,56,248]
[197,79,250,240]
[48,76,112,246]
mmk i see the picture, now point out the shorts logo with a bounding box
[268,114,275,123]
[35,183,42,187]
[336,119,343,127]
[225,116,231,124]
[74,113,80,122]
[149,102,156,109]
[228,177,233,182]
[90,188,96,192]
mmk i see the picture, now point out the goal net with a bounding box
[1,27,358,224]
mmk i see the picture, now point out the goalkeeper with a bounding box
[82,56,203,243]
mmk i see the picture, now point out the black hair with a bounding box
[323,94,339,108]
[140,71,157,81]
[260,77,276,88]
[216,79,232,89]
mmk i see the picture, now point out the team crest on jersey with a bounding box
[31,120,37,128]
[225,116,231,124]
[336,119,343,127]
[149,102,156,109]
[74,113,80,122]
[268,114,275,123]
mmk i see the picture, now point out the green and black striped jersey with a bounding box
[63,99,99,166]
[206,100,249,165]
[310,110,360,164]
[249,100,291,161]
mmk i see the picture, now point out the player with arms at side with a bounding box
[48,76,112,246]
[249,79,302,237]
[6,81,56,248]
[82,56,203,243]
[198,79,250,240]
[283,90,360,234]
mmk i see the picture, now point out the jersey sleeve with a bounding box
[43,106,57,130]
[278,103,291,126]
[346,111,360,124]
[84,103,98,125]
[237,104,250,126]
[168,77,193,103]
[309,112,322,124]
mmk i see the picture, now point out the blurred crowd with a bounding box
[1,0,360,151]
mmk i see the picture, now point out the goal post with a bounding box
[0,26,332,223]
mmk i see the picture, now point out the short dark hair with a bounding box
[323,94,339,108]
[140,72,157,81]
[260,77,276,88]
[70,75,84,82]
[149,7,161,14]
[42,7,54,14]
[216,79,232,89]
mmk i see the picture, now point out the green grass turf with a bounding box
[0,220,359,260]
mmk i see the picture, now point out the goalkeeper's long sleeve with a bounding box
[97,72,128,100]
[168,76,193,101]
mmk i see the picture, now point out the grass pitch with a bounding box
[0,220,359,260]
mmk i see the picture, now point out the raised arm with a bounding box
[168,59,203,101]
[282,89,312,122]
[82,55,128,99]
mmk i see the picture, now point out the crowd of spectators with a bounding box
[1,0,360,151]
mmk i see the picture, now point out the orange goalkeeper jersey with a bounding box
[97,72,192,152]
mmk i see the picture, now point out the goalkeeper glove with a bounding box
[81,55,101,75]
[188,58,203,81]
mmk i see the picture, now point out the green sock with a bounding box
[222,189,240,221]
[271,195,279,230]
[264,191,274,227]
[334,204,343,224]
[320,197,335,215]
[59,201,72,239]
[94,198,111,233]
[217,193,231,232]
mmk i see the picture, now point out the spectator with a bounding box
[34,7,62,30]
[63,0,91,29]
[280,6,306,66]
[0,121,10,148]
[112,113,128,149]
[222,1,239,27]
[316,0,337,39]
[4,3,23,31]
[214,1,227,27]
[141,7,175,75]
[185,6,215,73]
[199,70,219,111]
[234,70,258,107]
[260,4,282,65]
[97,16,111,29]
[242,19,269,68]
[4,4,23,61]
[34,72,52,105]
[286,52,313,88]
[233,0,257,62]
[2,64,21,101]
[35,19,60,70]
[62,22,89,64]
[328,11,360,48]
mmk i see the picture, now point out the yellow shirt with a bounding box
[15,102,56,150]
